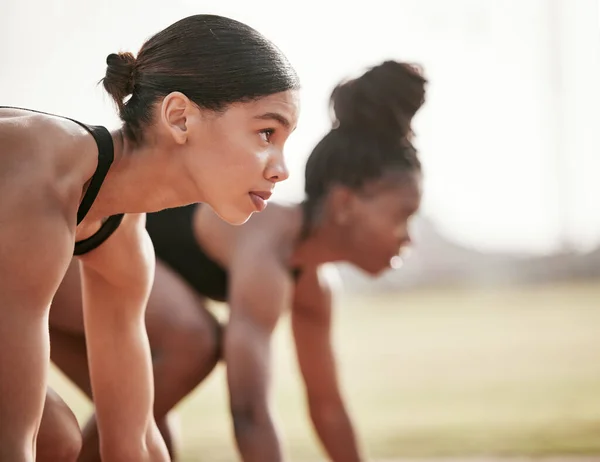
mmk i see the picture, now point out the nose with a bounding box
[265,150,290,183]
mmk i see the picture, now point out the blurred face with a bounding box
[164,89,300,225]
[333,171,422,275]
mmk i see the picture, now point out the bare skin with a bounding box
[0,90,298,462]
[0,108,167,462]
[44,257,219,461]
[45,173,421,462]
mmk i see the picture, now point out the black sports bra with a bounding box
[0,106,124,255]
[147,203,303,302]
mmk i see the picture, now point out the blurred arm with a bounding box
[225,241,293,462]
[292,267,363,462]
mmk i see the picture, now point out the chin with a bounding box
[369,266,389,277]
[212,206,255,226]
[230,213,255,226]
[357,261,388,277]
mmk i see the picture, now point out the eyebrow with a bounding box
[254,112,292,130]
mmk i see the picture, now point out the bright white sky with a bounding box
[2,0,599,254]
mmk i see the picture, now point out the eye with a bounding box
[259,128,275,143]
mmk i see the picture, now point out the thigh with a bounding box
[48,259,92,396]
[146,259,219,345]
[51,258,219,341]
[49,258,85,334]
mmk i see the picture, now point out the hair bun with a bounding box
[330,60,427,139]
[102,52,137,110]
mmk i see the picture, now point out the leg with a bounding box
[49,259,93,397]
[36,388,82,462]
[49,259,222,461]
[148,260,222,419]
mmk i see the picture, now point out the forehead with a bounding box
[248,89,300,112]
[223,89,300,127]
[361,171,422,206]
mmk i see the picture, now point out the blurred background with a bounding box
[2,0,600,460]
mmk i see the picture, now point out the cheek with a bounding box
[233,148,267,175]
[349,218,393,252]
[374,222,403,252]
[203,123,255,161]
[213,133,266,171]
[226,147,271,192]
[344,223,395,273]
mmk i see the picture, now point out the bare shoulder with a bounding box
[0,109,98,222]
[1,109,90,169]
[0,108,82,157]
[0,114,67,212]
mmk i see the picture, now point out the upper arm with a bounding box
[292,267,342,404]
[0,177,74,308]
[77,213,154,313]
[225,239,292,417]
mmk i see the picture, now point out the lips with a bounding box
[250,191,272,201]
[249,190,272,212]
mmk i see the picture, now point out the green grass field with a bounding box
[49,281,600,461]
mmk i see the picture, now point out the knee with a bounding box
[37,389,82,462]
[37,411,82,462]
[42,431,82,462]
[159,314,222,375]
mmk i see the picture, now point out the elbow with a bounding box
[308,395,346,424]
[100,435,167,462]
[231,401,271,436]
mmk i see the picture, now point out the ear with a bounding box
[327,185,357,226]
[159,92,193,145]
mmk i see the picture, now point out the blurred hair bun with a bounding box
[330,60,427,139]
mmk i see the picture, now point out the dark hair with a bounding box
[101,14,300,143]
[303,60,427,226]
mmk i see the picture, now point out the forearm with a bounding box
[309,401,362,462]
[232,410,284,462]
[87,320,167,459]
[87,318,151,431]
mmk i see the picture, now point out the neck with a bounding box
[290,205,348,268]
[85,129,204,220]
